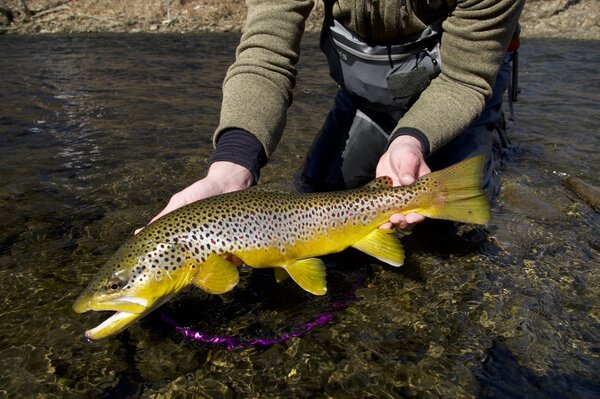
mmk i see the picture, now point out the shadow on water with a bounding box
[477,338,600,399]
[0,35,598,398]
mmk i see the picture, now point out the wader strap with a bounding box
[323,0,334,21]
[506,26,521,121]
[506,51,518,121]
[320,0,343,86]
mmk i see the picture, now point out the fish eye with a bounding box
[106,274,128,291]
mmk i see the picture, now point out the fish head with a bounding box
[73,238,193,341]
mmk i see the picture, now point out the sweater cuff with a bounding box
[209,129,268,183]
[386,127,431,156]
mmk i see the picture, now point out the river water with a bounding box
[0,33,598,398]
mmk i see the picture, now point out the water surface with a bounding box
[0,34,598,398]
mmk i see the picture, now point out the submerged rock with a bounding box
[563,176,600,211]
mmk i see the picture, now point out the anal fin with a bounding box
[351,228,404,266]
[193,253,239,294]
[274,267,290,283]
[285,258,327,296]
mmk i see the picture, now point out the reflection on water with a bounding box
[0,34,599,398]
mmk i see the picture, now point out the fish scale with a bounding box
[73,156,490,340]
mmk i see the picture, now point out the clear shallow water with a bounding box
[0,34,598,398]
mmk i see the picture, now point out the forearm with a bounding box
[214,0,315,158]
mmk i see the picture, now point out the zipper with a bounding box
[331,37,412,62]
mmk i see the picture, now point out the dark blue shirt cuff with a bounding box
[209,129,268,183]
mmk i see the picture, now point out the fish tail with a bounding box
[414,156,491,224]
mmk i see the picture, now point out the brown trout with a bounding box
[73,156,490,340]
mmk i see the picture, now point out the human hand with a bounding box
[375,135,431,230]
[135,161,254,234]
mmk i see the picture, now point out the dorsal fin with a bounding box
[363,176,394,190]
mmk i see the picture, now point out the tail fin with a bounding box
[415,156,491,224]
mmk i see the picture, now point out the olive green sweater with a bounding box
[214,0,524,157]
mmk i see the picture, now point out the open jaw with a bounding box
[84,311,145,341]
[74,297,151,340]
[75,295,178,341]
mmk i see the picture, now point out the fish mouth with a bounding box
[73,294,176,340]
[73,295,149,315]
[73,295,152,340]
[84,311,145,341]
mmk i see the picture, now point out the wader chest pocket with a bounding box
[386,44,441,101]
[324,20,441,111]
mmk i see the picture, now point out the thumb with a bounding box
[398,173,416,186]
[394,156,420,186]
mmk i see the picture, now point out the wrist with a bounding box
[387,128,430,156]
[210,129,267,183]
[390,135,423,152]
[206,161,254,190]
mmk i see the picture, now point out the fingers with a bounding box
[378,212,424,230]
[379,221,394,230]
[135,162,254,235]
[405,213,425,224]
[150,195,186,224]
[135,180,218,234]
[135,192,192,234]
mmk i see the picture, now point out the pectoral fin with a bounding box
[285,258,327,296]
[352,228,404,266]
[193,253,239,294]
[274,267,290,283]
